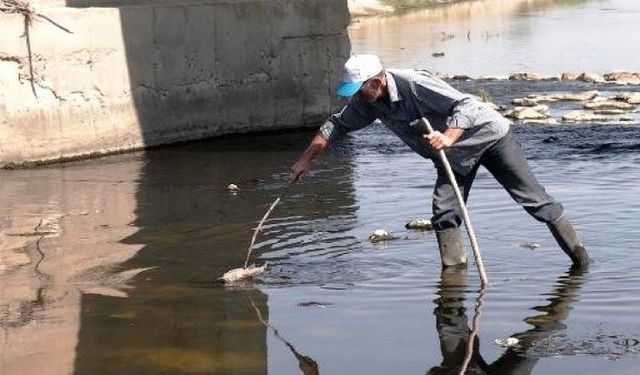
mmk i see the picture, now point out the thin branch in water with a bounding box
[244,191,286,268]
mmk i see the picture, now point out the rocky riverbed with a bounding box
[441,71,640,126]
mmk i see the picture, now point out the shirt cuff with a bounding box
[318,120,336,141]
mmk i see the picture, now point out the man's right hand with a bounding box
[289,133,329,183]
[290,158,312,183]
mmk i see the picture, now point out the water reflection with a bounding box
[71,130,357,374]
[250,297,320,375]
[0,157,146,375]
[350,0,637,75]
[429,266,586,374]
[0,128,358,374]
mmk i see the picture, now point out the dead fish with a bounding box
[495,337,520,347]
[405,218,433,230]
[369,229,394,243]
[225,183,240,193]
[297,302,334,308]
[220,263,267,283]
[520,241,541,250]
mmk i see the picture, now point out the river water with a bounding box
[1,0,640,374]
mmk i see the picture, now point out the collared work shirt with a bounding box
[318,69,511,175]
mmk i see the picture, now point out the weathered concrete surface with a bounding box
[0,0,350,167]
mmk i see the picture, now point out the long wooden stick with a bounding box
[244,191,286,268]
[417,117,489,288]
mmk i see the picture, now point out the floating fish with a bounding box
[369,229,394,243]
[495,337,520,347]
[225,183,240,193]
[520,241,541,250]
[220,263,267,283]
[297,301,334,308]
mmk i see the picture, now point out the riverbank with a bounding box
[348,0,474,17]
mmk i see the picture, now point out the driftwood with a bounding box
[244,191,286,268]
[1,0,72,98]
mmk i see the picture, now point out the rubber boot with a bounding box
[436,227,467,267]
[547,214,590,267]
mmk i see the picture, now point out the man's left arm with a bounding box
[412,76,481,150]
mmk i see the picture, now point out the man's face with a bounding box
[357,77,385,103]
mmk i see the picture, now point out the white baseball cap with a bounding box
[336,54,383,98]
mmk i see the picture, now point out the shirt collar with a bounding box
[385,70,402,103]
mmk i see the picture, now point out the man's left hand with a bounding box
[425,131,454,150]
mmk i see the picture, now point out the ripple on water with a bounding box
[252,80,640,373]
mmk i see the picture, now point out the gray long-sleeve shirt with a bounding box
[318,69,511,175]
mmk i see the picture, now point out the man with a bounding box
[289,54,590,268]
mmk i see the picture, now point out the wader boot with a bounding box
[547,214,590,267]
[436,227,467,267]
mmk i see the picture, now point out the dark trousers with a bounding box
[431,130,563,231]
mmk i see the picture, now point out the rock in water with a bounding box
[405,218,433,230]
[584,100,635,111]
[505,105,550,120]
[577,72,606,83]
[615,92,640,104]
[509,72,547,81]
[603,71,640,85]
[562,111,609,123]
[220,263,267,283]
[561,72,581,81]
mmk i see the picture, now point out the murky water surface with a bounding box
[2,1,640,374]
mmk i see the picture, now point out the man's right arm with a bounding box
[289,98,376,183]
[289,133,328,183]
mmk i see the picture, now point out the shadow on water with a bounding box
[429,265,587,374]
[69,130,357,374]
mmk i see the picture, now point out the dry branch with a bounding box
[244,191,286,268]
[1,0,72,98]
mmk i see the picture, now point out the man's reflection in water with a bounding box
[430,267,488,374]
[429,266,587,375]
